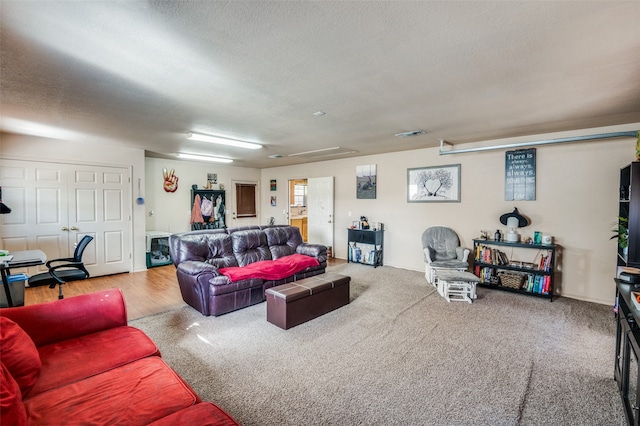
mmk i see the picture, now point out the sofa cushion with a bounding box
[24,357,198,425]
[264,226,303,259]
[0,362,27,426]
[203,233,237,268]
[231,229,272,266]
[170,232,237,267]
[0,317,41,396]
[27,326,159,398]
[148,402,240,426]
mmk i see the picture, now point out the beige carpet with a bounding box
[131,263,625,425]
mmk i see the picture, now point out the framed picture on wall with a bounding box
[356,164,376,199]
[505,148,535,201]
[407,164,461,203]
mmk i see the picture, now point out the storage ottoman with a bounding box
[265,273,350,329]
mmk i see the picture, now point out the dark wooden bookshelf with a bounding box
[618,162,640,269]
[472,238,556,301]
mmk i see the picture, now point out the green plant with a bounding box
[611,216,629,249]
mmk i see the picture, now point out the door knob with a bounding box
[61,227,69,231]
[70,226,78,231]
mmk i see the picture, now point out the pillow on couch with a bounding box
[0,361,27,425]
[0,316,41,396]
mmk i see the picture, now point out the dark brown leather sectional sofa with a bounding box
[169,225,327,316]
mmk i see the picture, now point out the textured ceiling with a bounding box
[1,1,640,168]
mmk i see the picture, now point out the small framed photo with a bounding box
[352,221,360,229]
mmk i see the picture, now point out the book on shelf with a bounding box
[475,245,509,266]
[525,275,550,294]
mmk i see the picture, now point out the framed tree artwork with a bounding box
[407,164,461,203]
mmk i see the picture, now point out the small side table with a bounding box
[1,250,47,307]
[434,269,478,304]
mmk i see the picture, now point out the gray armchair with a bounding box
[421,226,469,284]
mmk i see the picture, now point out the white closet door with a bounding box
[0,161,69,275]
[0,160,131,277]
[67,164,131,276]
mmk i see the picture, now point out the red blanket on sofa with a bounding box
[219,254,319,282]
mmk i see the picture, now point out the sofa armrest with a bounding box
[296,243,327,258]
[0,289,127,348]
[174,261,222,316]
[176,260,220,276]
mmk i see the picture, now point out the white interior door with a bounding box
[0,161,68,275]
[229,180,260,228]
[0,160,131,277]
[307,176,334,248]
[68,165,131,276]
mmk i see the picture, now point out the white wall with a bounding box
[3,125,638,305]
[0,133,147,271]
[262,124,640,305]
[144,157,261,233]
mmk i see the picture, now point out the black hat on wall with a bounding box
[499,207,529,228]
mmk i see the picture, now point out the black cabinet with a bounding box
[191,189,226,230]
[619,162,640,269]
[347,229,384,267]
[472,239,556,301]
[615,280,640,425]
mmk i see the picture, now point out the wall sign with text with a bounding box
[505,148,536,201]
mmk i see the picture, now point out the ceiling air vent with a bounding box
[395,130,425,138]
[268,154,284,159]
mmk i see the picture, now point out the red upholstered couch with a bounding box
[0,289,239,426]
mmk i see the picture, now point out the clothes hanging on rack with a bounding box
[190,194,204,224]
[214,195,224,220]
[200,195,213,217]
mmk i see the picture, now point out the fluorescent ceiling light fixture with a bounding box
[177,153,233,163]
[288,146,358,159]
[187,132,262,150]
[288,147,342,157]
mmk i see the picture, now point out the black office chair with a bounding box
[28,235,93,299]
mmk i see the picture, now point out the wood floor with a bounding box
[24,265,185,320]
[23,258,346,321]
